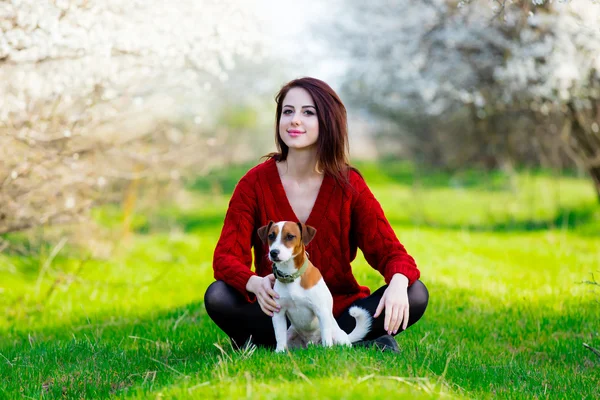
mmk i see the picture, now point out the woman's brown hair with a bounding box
[264,77,358,186]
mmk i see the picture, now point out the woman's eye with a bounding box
[304,110,315,115]
[283,109,292,115]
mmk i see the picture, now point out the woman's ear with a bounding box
[257,220,274,244]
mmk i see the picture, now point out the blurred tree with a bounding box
[332,0,600,200]
[0,0,265,236]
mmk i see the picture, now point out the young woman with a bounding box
[204,77,429,352]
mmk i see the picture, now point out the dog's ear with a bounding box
[257,221,274,244]
[297,222,316,245]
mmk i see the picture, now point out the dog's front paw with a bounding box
[322,338,333,347]
[275,346,287,353]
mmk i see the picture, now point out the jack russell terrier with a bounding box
[258,220,372,353]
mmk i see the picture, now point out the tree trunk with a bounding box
[590,167,600,203]
[564,102,600,203]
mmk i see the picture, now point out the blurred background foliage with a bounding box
[2,3,599,397]
[332,0,600,192]
[0,0,599,253]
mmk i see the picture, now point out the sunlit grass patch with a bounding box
[0,163,599,399]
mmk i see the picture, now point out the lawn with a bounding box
[1,160,599,399]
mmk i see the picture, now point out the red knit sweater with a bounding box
[212,158,420,317]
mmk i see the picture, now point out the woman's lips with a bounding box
[288,130,305,137]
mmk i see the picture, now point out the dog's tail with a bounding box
[347,306,372,343]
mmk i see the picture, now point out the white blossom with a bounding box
[0,0,268,235]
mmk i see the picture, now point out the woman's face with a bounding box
[278,87,319,151]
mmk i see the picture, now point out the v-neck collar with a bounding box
[266,158,333,227]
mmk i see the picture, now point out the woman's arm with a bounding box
[350,173,420,285]
[213,175,258,302]
[350,173,420,334]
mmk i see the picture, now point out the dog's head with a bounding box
[257,221,316,263]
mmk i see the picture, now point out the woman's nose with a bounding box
[291,113,301,125]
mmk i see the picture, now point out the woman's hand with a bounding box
[374,273,410,335]
[246,274,280,316]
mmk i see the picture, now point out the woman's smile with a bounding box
[288,129,305,137]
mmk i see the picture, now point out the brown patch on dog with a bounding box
[300,263,322,289]
[292,243,305,270]
[281,222,303,256]
[265,221,322,289]
[297,222,317,245]
[279,221,321,289]
[258,221,278,244]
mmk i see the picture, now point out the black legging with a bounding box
[204,279,429,349]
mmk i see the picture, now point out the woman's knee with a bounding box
[409,280,429,311]
[204,280,234,314]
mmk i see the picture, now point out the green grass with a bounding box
[1,161,599,399]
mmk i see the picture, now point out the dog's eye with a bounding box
[286,234,295,240]
[268,232,276,240]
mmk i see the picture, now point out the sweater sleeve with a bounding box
[351,173,420,286]
[213,174,258,302]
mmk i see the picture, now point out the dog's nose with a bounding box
[270,249,280,259]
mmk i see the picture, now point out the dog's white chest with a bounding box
[275,280,312,308]
[275,280,321,329]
